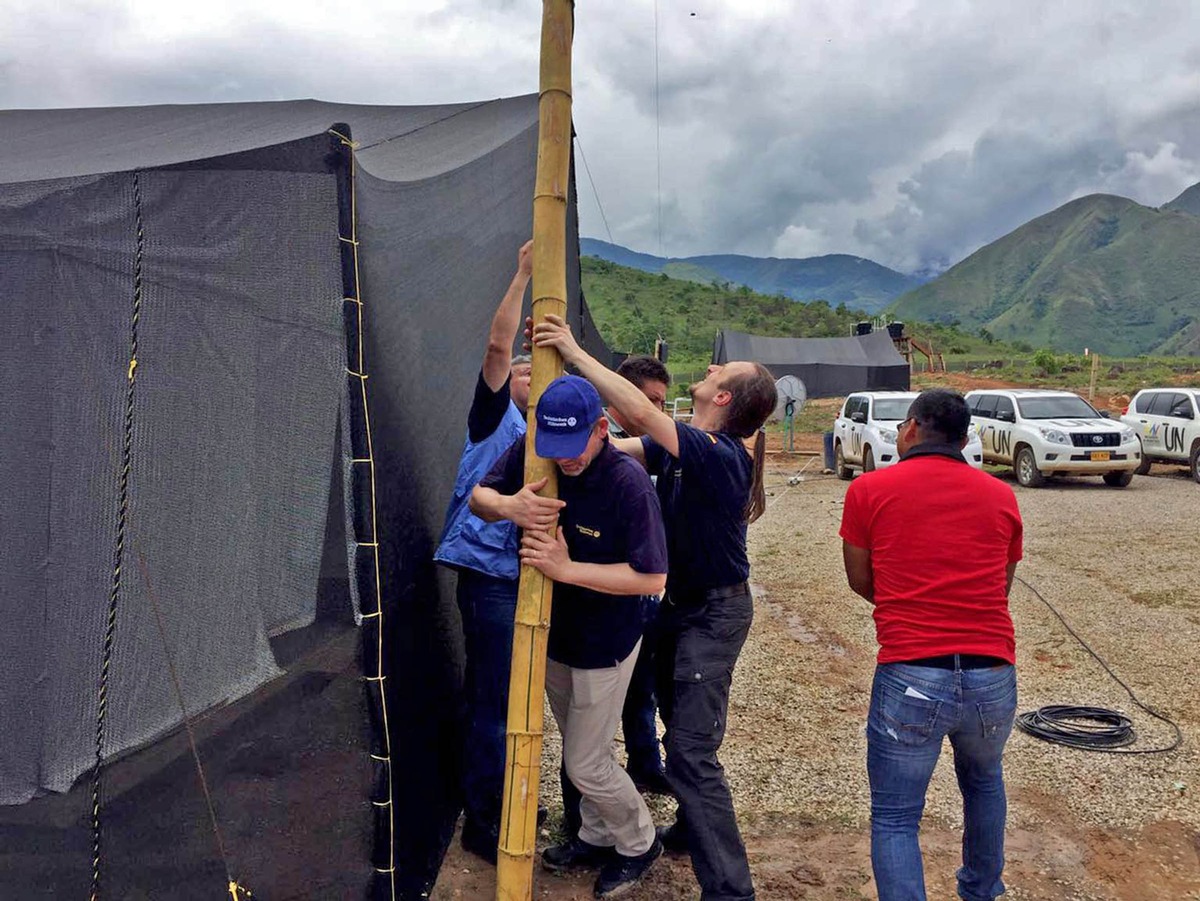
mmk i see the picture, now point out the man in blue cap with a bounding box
[470,374,668,899]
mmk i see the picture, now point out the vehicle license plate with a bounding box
[1091,451,1110,462]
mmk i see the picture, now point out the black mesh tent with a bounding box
[0,96,609,900]
[713,328,910,398]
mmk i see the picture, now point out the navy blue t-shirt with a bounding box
[642,421,752,597]
[480,439,667,669]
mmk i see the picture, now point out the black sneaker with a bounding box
[542,836,614,873]
[626,765,673,796]
[656,823,689,856]
[593,838,663,898]
[460,820,498,865]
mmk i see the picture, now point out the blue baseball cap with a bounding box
[535,375,603,459]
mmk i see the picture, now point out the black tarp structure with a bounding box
[713,329,910,397]
[0,96,609,900]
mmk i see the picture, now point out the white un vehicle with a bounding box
[965,389,1141,488]
[1121,388,1200,483]
[834,391,984,478]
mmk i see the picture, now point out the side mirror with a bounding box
[996,410,1015,423]
[1098,410,1112,419]
[851,411,867,424]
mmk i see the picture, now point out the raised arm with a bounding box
[532,315,680,457]
[481,240,533,392]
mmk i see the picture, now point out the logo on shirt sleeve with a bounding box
[575,524,601,539]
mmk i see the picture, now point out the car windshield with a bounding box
[872,399,914,421]
[1016,396,1099,420]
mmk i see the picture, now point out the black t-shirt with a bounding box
[480,439,667,668]
[643,421,752,597]
[467,372,514,443]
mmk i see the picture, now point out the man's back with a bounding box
[840,453,1022,664]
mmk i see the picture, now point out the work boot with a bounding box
[656,823,689,856]
[542,836,614,873]
[593,838,663,898]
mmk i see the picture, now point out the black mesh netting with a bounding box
[0,97,605,899]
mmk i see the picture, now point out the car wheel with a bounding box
[1102,471,1133,488]
[1191,440,1200,485]
[1135,439,1151,475]
[834,442,853,481]
[863,446,876,473]
[1014,446,1045,488]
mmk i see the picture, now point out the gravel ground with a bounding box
[437,461,1200,899]
[744,463,1200,836]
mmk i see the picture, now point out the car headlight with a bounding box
[1120,428,1137,443]
[1037,427,1071,445]
[878,428,898,445]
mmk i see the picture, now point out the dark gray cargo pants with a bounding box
[657,584,755,901]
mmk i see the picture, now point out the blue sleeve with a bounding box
[467,371,512,443]
[620,472,668,575]
[478,438,526,495]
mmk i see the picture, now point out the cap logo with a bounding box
[567,416,577,427]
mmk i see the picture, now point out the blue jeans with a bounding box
[457,569,518,836]
[623,595,663,776]
[867,661,1017,901]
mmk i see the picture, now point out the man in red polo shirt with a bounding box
[839,388,1022,901]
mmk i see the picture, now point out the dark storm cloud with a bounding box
[2,0,1199,273]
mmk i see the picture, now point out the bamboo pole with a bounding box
[495,3,573,899]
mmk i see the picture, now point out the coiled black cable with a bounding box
[1014,576,1182,755]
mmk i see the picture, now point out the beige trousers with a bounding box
[546,640,656,856]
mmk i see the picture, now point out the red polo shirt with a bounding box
[839,447,1022,664]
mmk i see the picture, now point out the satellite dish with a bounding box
[774,375,807,420]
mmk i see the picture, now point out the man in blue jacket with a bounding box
[433,240,533,862]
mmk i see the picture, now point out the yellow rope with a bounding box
[342,133,397,901]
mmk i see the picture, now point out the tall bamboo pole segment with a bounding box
[495,2,573,899]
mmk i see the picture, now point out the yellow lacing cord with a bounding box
[329,127,397,901]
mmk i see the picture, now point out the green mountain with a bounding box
[580,238,922,314]
[1164,181,1200,217]
[581,257,1005,373]
[890,192,1200,355]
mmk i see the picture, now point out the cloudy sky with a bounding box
[4,0,1199,274]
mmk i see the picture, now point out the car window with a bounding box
[872,398,913,421]
[973,394,998,418]
[1148,392,1174,416]
[1133,392,1157,414]
[994,396,1015,419]
[1168,393,1195,419]
[1016,395,1099,419]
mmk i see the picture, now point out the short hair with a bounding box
[615,355,670,389]
[510,354,531,368]
[908,389,970,443]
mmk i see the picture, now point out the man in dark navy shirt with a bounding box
[533,316,777,901]
[471,375,669,899]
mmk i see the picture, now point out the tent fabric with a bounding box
[714,328,910,397]
[0,95,601,900]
